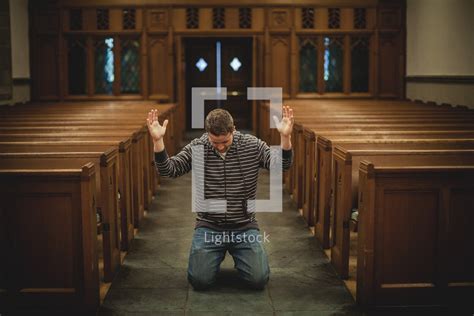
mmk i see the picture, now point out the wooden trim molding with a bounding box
[405,76,474,85]
[59,0,379,8]
[12,78,31,85]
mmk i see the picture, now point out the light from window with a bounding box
[324,37,329,81]
[105,38,115,82]
[230,57,242,71]
[196,58,208,72]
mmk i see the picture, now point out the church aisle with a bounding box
[98,171,360,315]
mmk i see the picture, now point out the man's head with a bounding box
[205,109,235,153]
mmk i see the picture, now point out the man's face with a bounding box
[208,132,233,153]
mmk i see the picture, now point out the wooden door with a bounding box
[185,37,253,131]
[221,38,253,130]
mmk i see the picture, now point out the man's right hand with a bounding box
[147,109,169,142]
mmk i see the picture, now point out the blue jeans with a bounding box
[187,227,270,291]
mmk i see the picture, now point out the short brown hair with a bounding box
[205,109,234,135]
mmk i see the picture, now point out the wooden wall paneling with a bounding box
[445,188,474,298]
[373,28,379,96]
[295,8,302,30]
[83,8,96,31]
[256,35,264,137]
[148,36,168,99]
[171,8,185,31]
[378,6,401,30]
[264,26,270,87]
[113,36,121,96]
[340,8,352,29]
[167,26,174,102]
[343,35,350,94]
[271,36,290,98]
[136,8,144,31]
[367,7,376,29]
[34,10,60,35]
[269,8,291,30]
[252,35,257,134]
[369,33,376,95]
[31,2,406,102]
[176,35,185,136]
[0,202,7,300]
[110,8,122,32]
[253,8,265,31]
[315,7,327,30]
[378,33,399,98]
[141,29,148,98]
[60,35,67,100]
[201,8,212,30]
[87,36,94,96]
[317,35,324,93]
[399,1,406,99]
[290,26,298,98]
[147,8,168,32]
[58,10,65,101]
[226,8,239,29]
[62,8,69,32]
[258,36,264,87]
[36,36,60,100]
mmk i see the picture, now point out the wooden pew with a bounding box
[0,164,100,312]
[0,140,136,250]
[0,101,179,232]
[357,162,474,308]
[331,148,474,279]
[0,151,122,283]
[293,127,474,206]
[0,137,145,227]
[0,130,152,212]
[314,137,474,249]
[290,123,474,214]
[295,129,474,227]
[0,101,178,157]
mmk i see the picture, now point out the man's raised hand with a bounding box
[272,105,294,137]
[147,109,169,142]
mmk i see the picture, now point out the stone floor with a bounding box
[98,169,362,316]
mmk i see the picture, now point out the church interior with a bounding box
[0,0,473,315]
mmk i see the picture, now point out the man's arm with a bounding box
[147,109,192,178]
[258,138,293,171]
[154,143,193,178]
[259,105,294,170]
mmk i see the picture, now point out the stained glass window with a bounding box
[121,39,140,94]
[95,37,114,95]
[68,38,87,95]
[299,38,317,93]
[324,36,343,92]
[351,37,369,92]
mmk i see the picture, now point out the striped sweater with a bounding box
[154,131,293,231]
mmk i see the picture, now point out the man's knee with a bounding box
[245,268,270,290]
[187,272,215,291]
